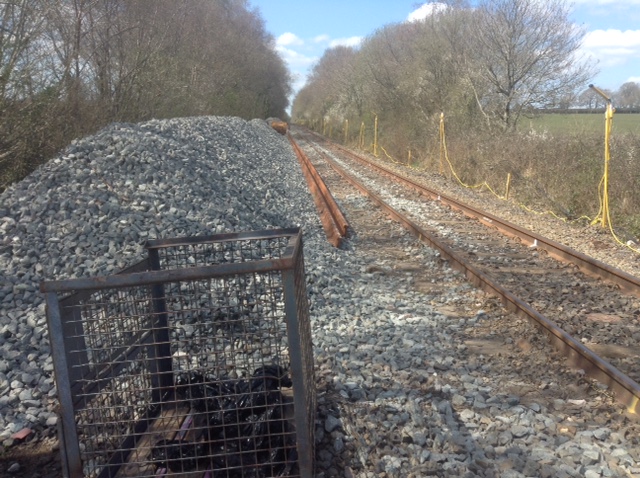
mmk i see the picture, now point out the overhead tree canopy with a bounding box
[293,0,596,134]
[1,0,292,189]
[466,0,593,130]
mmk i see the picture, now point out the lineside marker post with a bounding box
[373,113,379,157]
[439,112,446,175]
[505,172,512,200]
[344,119,349,145]
[589,84,615,229]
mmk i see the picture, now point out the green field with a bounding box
[520,113,640,135]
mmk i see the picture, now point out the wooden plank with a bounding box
[116,405,190,477]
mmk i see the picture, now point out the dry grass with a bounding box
[446,130,640,239]
[519,113,640,136]
[371,122,640,240]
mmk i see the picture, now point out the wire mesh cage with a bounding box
[41,229,315,478]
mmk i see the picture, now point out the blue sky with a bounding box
[248,0,640,102]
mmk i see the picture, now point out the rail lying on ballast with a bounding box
[288,133,349,248]
[290,128,640,416]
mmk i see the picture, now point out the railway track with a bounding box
[289,127,640,416]
[287,134,349,247]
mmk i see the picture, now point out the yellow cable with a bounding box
[590,176,605,226]
[440,114,638,253]
[379,145,428,172]
[322,113,640,255]
[439,113,504,200]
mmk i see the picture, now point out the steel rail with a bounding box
[292,132,640,415]
[310,131,640,298]
[288,133,349,247]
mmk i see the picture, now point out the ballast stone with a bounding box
[0,116,327,448]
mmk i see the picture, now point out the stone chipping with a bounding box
[0,117,638,477]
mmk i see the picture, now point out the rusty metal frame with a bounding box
[41,228,316,477]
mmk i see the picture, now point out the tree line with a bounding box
[292,0,595,143]
[1,0,292,190]
[577,83,640,110]
[292,0,640,239]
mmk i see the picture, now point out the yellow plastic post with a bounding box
[505,172,512,200]
[439,112,445,175]
[344,119,349,144]
[408,149,412,165]
[589,84,615,228]
[602,101,613,228]
[373,114,379,157]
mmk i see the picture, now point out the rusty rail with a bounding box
[296,130,640,415]
[288,133,349,248]
[310,130,640,298]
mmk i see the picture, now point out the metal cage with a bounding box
[41,229,315,478]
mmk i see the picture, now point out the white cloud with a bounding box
[275,45,317,69]
[581,29,640,70]
[329,36,363,48]
[627,76,640,83]
[276,32,304,47]
[407,2,448,22]
[583,29,640,48]
[572,0,640,4]
[313,34,331,43]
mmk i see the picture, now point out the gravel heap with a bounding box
[1,116,638,478]
[0,116,331,441]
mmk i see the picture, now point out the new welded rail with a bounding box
[290,131,640,415]
[288,133,349,248]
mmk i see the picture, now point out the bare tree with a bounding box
[466,0,594,130]
[0,0,48,100]
[2,0,292,190]
[614,81,640,109]
[1,0,58,187]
